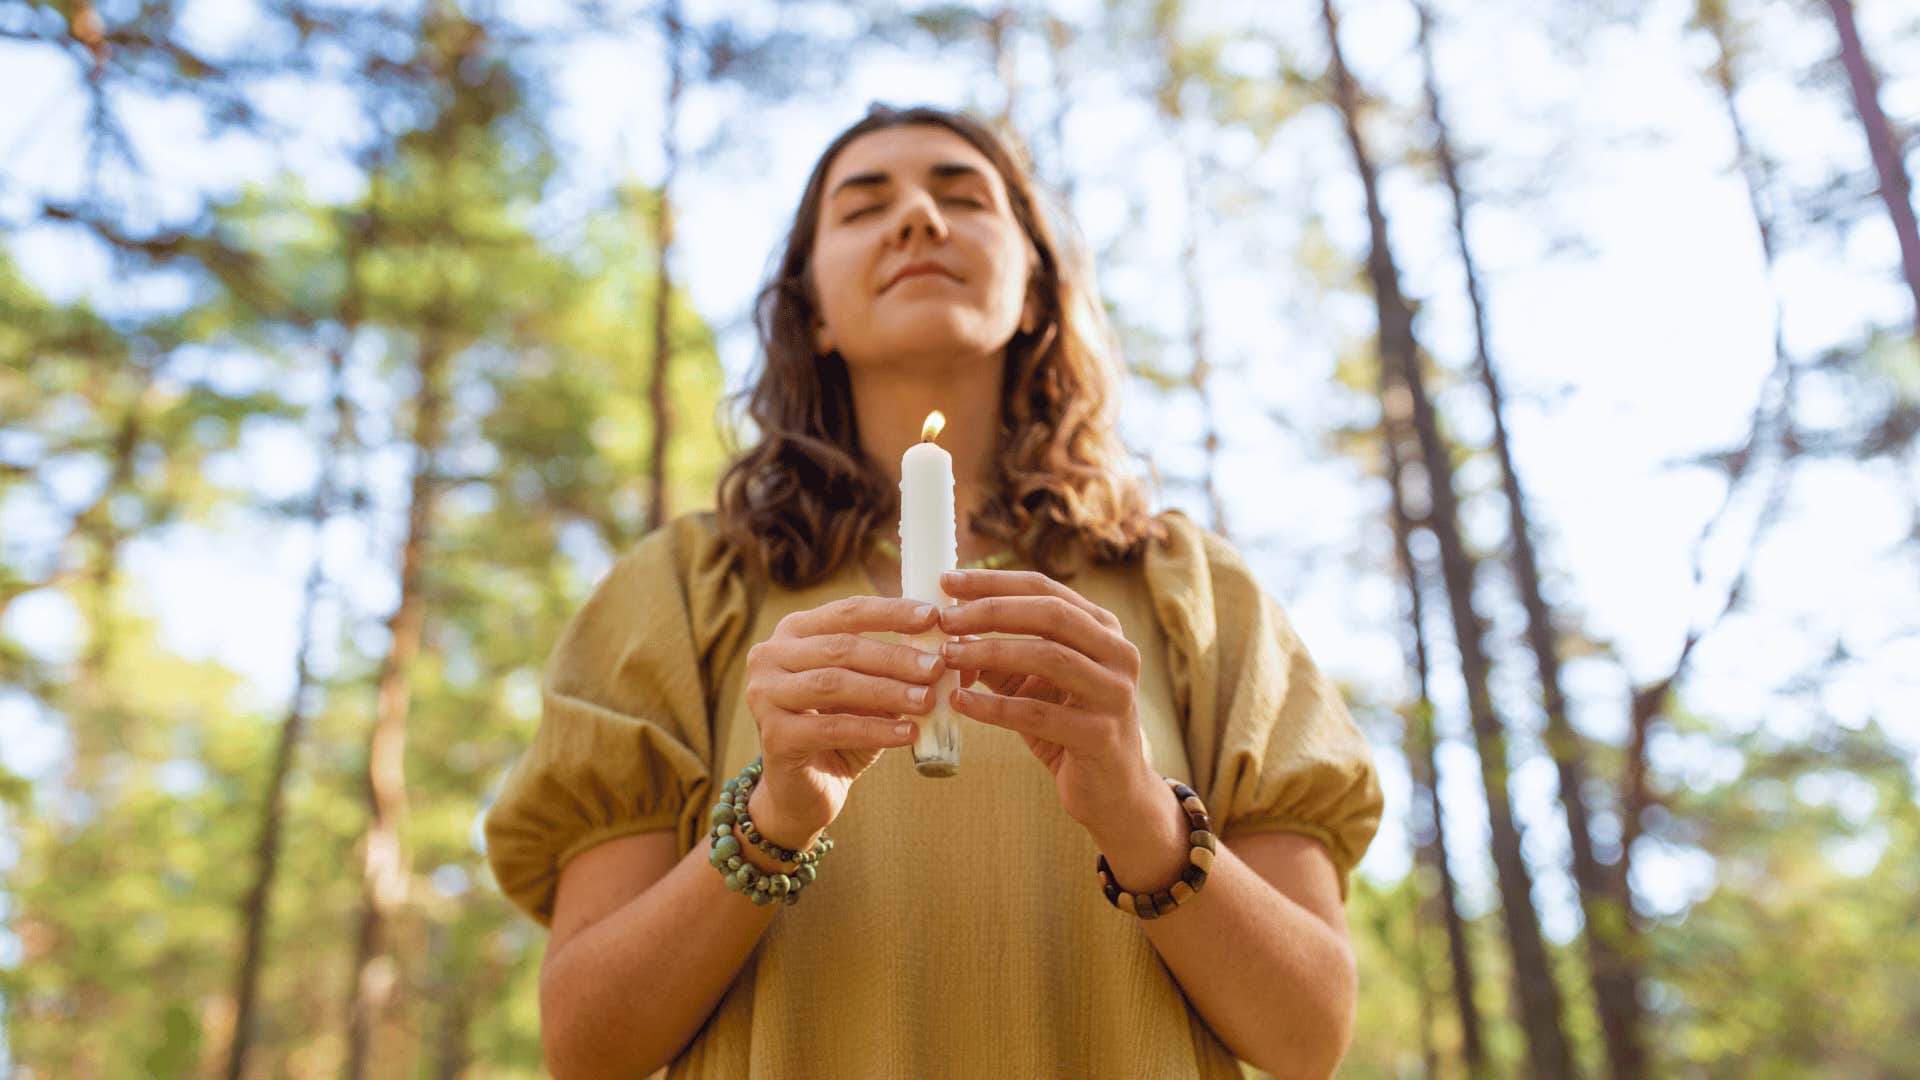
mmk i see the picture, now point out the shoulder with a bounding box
[612,510,735,585]
[640,510,757,658]
[580,511,752,647]
[1142,508,1265,614]
[1147,506,1253,566]
[630,508,723,560]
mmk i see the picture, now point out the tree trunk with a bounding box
[343,330,450,1079]
[645,0,685,536]
[1622,1,1806,895]
[988,7,1018,129]
[426,924,474,1080]
[44,356,153,1064]
[1150,6,1228,536]
[1413,900,1439,1080]
[1163,61,1228,538]
[1822,0,1920,340]
[1182,152,1228,537]
[1044,15,1077,207]
[70,368,149,788]
[1381,387,1487,1072]
[1317,1,1576,1074]
[225,335,355,1080]
[1412,5,1647,1074]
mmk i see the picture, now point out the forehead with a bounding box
[822,125,1005,194]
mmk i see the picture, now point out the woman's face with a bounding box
[809,124,1035,369]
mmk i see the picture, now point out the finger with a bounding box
[955,633,983,687]
[765,710,920,754]
[937,594,1127,670]
[939,569,1121,631]
[940,637,1128,710]
[974,670,1066,704]
[950,686,1091,748]
[768,666,939,718]
[980,666,1023,695]
[765,632,946,685]
[975,668,1067,703]
[782,595,941,639]
[817,705,910,719]
[1007,673,1070,704]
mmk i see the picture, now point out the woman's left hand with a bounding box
[936,568,1157,832]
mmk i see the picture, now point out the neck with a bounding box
[851,350,1003,546]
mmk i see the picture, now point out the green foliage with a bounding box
[2,0,1917,1076]
[0,2,731,1072]
[1648,718,1920,1074]
[1,605,269,1073]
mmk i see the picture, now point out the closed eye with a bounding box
[842,196,986,223]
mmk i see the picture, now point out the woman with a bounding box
[484,104,1382,1079]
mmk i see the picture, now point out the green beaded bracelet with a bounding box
[1095,777,1216,919]
[707,756,833,907]
[724,760,834,867]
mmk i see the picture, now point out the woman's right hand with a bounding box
[740,596,948,847]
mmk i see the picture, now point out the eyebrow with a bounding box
[829,162,988,200]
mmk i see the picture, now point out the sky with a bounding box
[2,0,1917,992]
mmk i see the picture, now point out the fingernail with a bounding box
[910,685,931,705]
[894,722,913,736]
[938,640,954,659]
[914,603,935,620]
[917,652,939,673]
[941,570,962,584]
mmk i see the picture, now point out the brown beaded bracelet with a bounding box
[1096,777,1217,919]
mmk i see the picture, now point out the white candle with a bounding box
[901,410,962,777]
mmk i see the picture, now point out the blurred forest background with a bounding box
[2,0,1917,1076]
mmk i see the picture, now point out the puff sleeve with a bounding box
[1142,510,1383,898]
[482,511,755,927]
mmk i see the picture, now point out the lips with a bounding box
[886,262,957,290]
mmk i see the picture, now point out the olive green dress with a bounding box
[483,508,1383,1079]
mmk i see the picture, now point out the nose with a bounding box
[892,190,949,245]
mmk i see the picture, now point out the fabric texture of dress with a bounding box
[483,508,1383,1079]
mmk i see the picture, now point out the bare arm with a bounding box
[1100,793,1356,1080]
[930,570,1360,1079]
[538,595,946,1078]
[538,786,824,1078]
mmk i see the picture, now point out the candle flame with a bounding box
[921,411,945,442]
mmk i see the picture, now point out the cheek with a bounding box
[810,243,864,325]
[986,236,1032,312]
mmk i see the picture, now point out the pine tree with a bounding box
[1319,1,1576,1073]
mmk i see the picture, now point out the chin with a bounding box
[857,314,1013,366]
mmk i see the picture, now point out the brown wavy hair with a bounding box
[715,103,1165,591]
